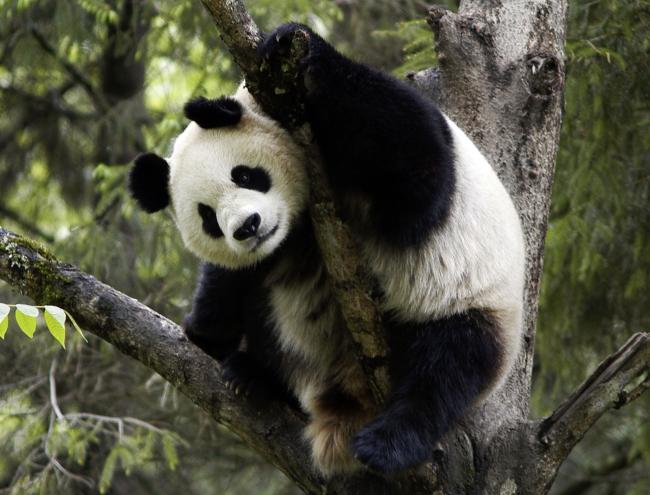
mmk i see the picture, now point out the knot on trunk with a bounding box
[526,54,563,97]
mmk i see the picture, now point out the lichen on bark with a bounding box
[0,230,70,302]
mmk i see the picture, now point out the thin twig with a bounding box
[48,357,65,421]
[65,412,167,436]
[30,27,108,111]
[0,204,55,243]
[0,83,97,121]
[44,411,95,488]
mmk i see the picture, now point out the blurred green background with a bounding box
[0,1,648,494]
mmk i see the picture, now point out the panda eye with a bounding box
[231,165,271,193]
[197,203,224,239]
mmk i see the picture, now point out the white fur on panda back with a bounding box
[362,116,526,387]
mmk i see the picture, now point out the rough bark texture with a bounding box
[406,1,570,493]
[2,1,650,494]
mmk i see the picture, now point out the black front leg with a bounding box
[352,310,505,474]
[185,263,292,404]
[183,263,257,361]
[260,23,455,247]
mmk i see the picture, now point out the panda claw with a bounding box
[260,23,312,64]
[221,352,279,402]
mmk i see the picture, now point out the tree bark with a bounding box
[407,1,570,492]
[2,1,650,494]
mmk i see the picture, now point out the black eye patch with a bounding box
[197,203,224,238]
[231,165,271,193]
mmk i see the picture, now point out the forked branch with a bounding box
[538,332,650,469]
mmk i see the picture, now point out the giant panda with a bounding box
[129,23,525,477]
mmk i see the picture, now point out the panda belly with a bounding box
[266,264,357,410]
[264,258,377,475]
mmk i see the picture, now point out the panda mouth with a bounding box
[252,224,279,251]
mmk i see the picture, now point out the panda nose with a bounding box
[233,213,261,241]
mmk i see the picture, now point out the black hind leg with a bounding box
[352,310,505,474]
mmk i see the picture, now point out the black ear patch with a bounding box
[129,153,170,213]
[183,96,242,129]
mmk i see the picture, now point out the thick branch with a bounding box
[199,0,261,75]
[196,0,389,402]
[0,227,319,494]
[0,227,436,494]
[538,333,650,471]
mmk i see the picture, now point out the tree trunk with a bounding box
[2,1,650,494]
[406,1,568,492]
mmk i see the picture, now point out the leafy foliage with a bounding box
[0,0,647,493]
[537,0,650,392]
[374,19,438,78]
[0,304,86,347]
[533,1,650,493]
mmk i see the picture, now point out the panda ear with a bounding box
[129,153,170,213]
[183,96,242,128]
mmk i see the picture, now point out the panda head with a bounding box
[129,85,309,269]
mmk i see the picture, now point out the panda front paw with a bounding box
[351,412,432,474]
[182,313,232,361]
[222,352,274,402]
[182,313,210,348]
[258,23,313,63]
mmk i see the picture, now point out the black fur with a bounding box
[259,23,455,247]
[317,385,363,416]
[184,96,242,128]
[222,351,284,403]
[352,310,503,473]
[177,23,506,476]
[231,165,272,193]
[183,218,321,405]
[183,262,293,403]
[183,217,319,361]
[129,153,170,213]
[183,263,259,361]
[197,203,224,239]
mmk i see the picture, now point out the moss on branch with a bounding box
[0,229,70,303]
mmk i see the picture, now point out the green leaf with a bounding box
[0,303,10,339]
[64,310,88,342]
[162,435,179,471]
[15,304,39,338]
[44,306,66,348]
[99,446,120,494]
